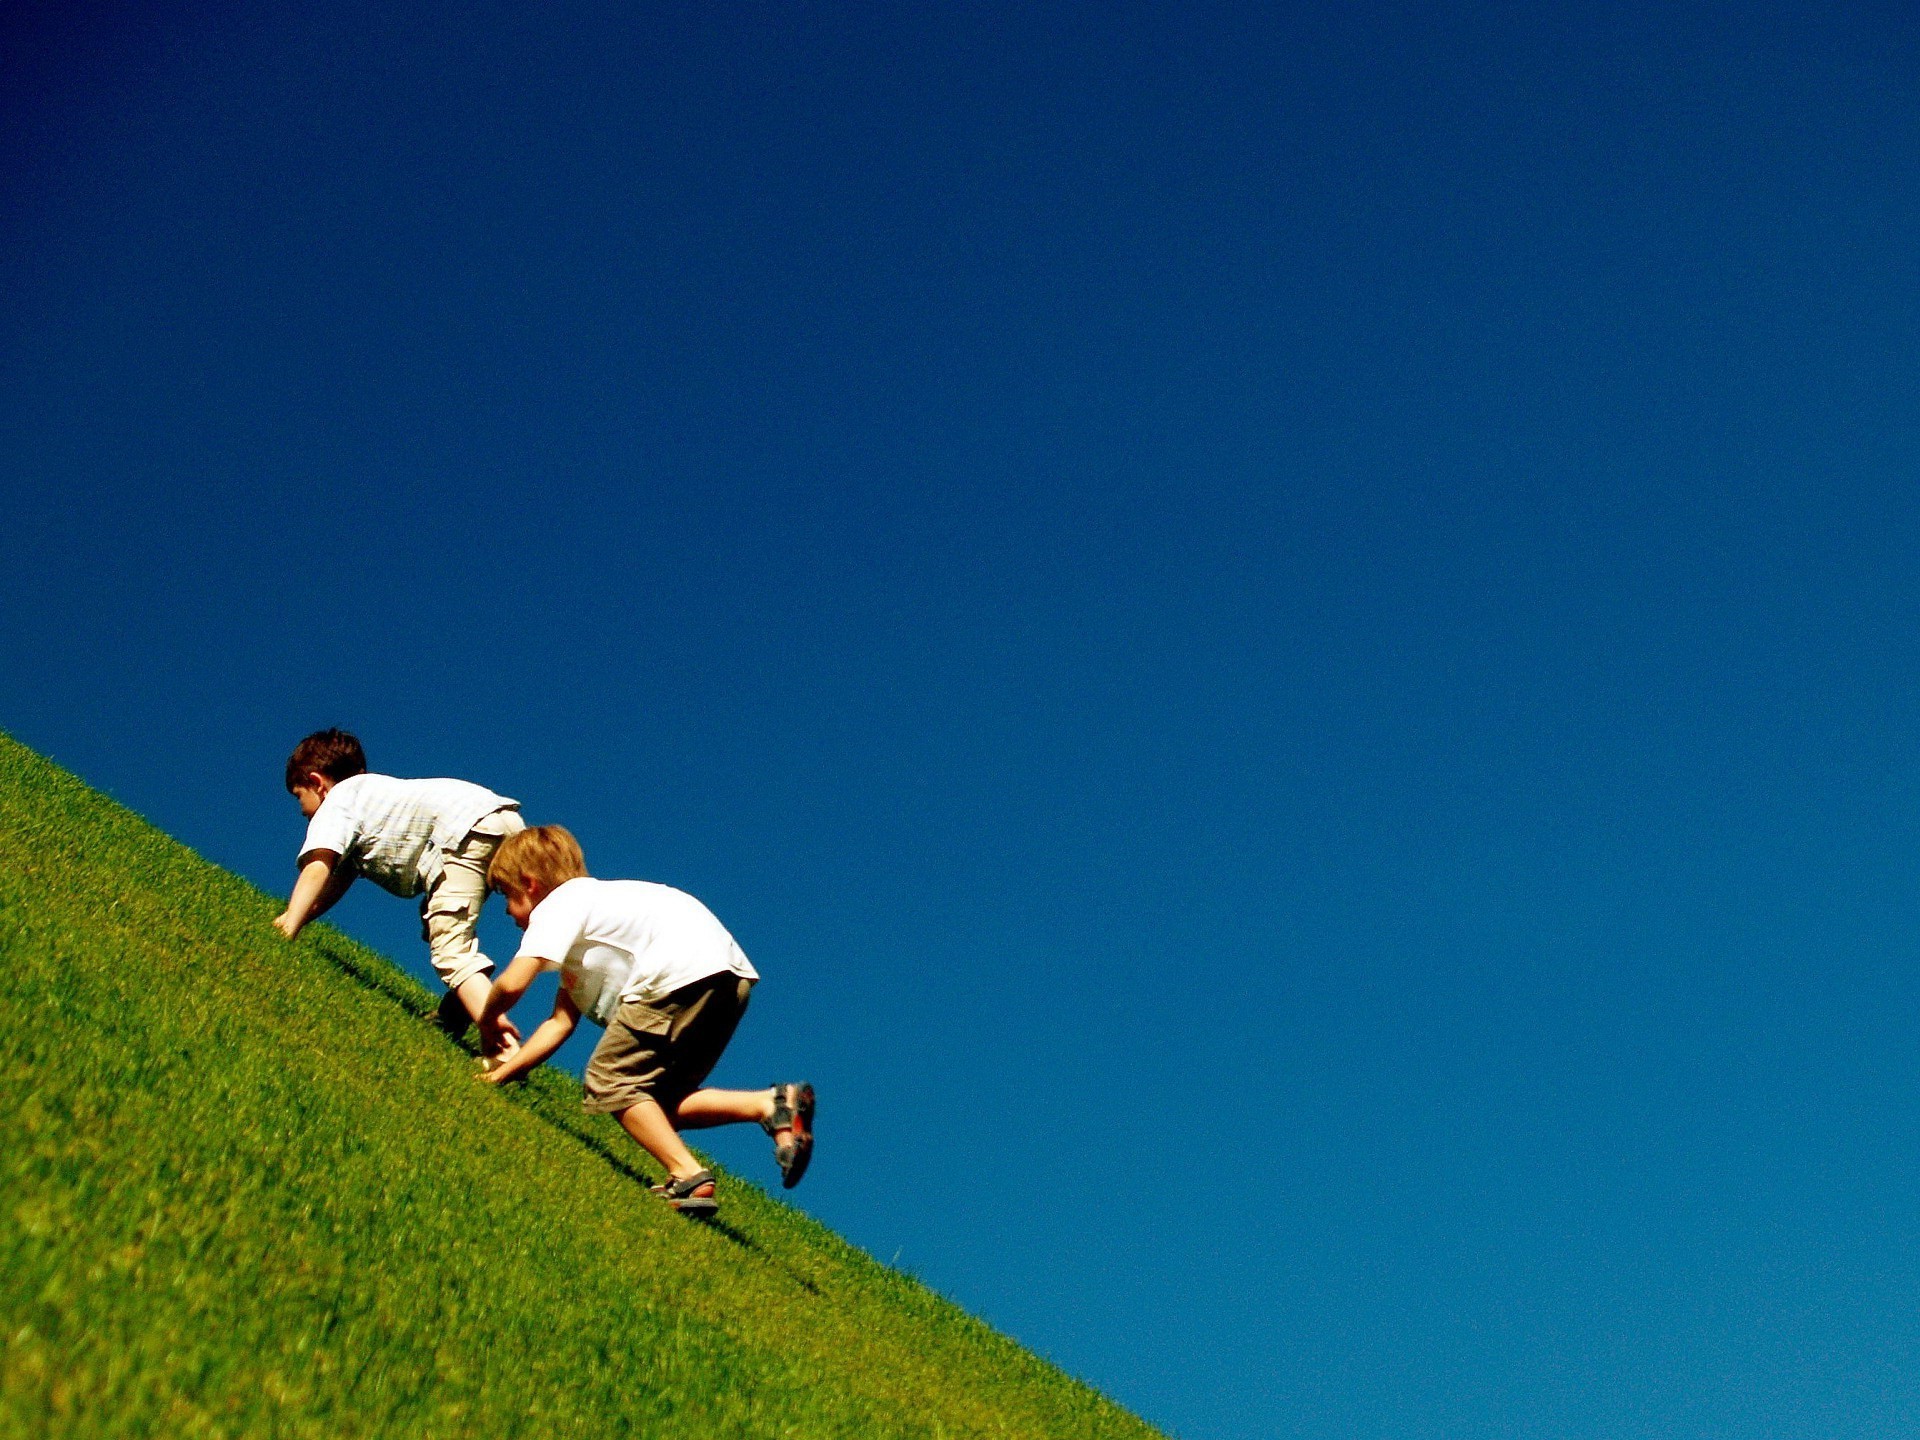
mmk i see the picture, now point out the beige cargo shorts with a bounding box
[419,808,525,990]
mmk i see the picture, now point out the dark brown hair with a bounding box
[285,729,368,791]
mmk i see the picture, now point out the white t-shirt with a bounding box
[300,773,518,898]
[513,876,758,1025]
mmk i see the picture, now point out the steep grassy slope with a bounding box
[0,734,1163,1440]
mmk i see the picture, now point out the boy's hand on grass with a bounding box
[480,1013,521,1052]
[474,1024,524,1085]
[476,1054,522,1085]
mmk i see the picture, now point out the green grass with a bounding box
[0,733,1165,1440]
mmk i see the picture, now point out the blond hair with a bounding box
[488,824,589,897]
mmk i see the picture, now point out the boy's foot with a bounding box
[653,1169,718,1216]
[761,1082,815,1189]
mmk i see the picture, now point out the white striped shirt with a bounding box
[299,773,517,898]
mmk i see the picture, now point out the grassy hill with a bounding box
[0,734,1164,1440]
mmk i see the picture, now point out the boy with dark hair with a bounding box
[480,824,814,1215]
[274,728,525,1052]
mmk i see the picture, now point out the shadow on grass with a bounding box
[310,930,820,1291]
[311,934,486,1052]
[495,1085,830,1291]
[310,934,438,1024]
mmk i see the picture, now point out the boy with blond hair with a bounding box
[480,824,813,1215]
[274,728,525,1053]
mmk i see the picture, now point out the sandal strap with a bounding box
[663,1168,715,1198]
[761,1083,793,1137]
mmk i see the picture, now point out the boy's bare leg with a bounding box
[449,974,519,1058]
[616,1099,706,1181]
[674,1088,777,1131]
[671,1085,814,1191]
[453,972,494,1026]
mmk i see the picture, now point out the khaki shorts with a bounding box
[419,808,525,991]
[582,973,754,1116]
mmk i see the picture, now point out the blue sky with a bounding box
[6,3,1920,1437]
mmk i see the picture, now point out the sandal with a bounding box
[654,1169,718,1216]
[761,1082,815,1189]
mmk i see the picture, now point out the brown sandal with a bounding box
[653,1169,718,1215]
[761,1082,815,1189]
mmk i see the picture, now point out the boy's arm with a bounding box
[309,859,355,918]
[481,951,542,1022]
[273,851,349,939]
[478,951,545,1052]
[484,988,579,1085]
